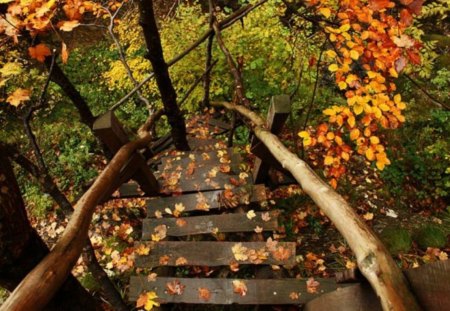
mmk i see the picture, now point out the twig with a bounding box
[109,0,268,111]
[405,74,450,111]
[179,59,218,107]
[106,4,151,108]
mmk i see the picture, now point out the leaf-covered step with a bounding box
[142,210,280,239]
[129,277,348,304]
[158,148,240,173]
[134,241,296,267]
[146,184,266,217]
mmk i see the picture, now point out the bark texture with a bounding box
[138,0,189,150]
[212,101,422,311]
[0,151,101,311]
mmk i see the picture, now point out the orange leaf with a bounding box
[198,288,211,301]
[166,280,185,295]
[28,44,51,62]
[232,280,248,296]
[61,42,69,64]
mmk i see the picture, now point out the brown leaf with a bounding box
[271,246,291,261]
[175,257,188,266]
[306,277,320,294]
[166,280,185,295]
[232,280,248,296]
[159,255,170,265]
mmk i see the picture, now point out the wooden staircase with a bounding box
[128,139,345,307]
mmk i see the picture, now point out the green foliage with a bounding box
[22,184,54,218]
[380,227,412,255]
[414,224,447,249]
[381,108,450,202]
[0,288,8,305]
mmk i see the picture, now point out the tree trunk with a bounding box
[44,58,95,129]
[212,101,422,311]
[0,151,101,311]
[138,0,190,151]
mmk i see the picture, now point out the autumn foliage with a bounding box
[298,0,423,187]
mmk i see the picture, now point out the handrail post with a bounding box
[251,95,291,184]
[93,111,159,200]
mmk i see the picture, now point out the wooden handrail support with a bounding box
[93,111,159,200]
[251,95,291,184]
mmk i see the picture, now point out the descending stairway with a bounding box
[127,136,343,307]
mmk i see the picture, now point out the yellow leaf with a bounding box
[350,128,360,140]
[349,50,359,60]
[325,50,337,58]
[0,62,22,76]
[328,64,339,72]
[338,81,347,90]
[318,7,331,18]
[370,136,380,145]
[7,88,31,107]
[389,67,398,78]
[246,210,256,220]
[379,103,390,111]
[298,131,310,138]
[339,24,351,32]
[353,104,363,115]
[323,108,336,116]
[347,115,355,128]
[326,132,335,140]
[394,94,402,104]
[365,148,375,161]
[341,151,350,161]
[136,291,160,311]
[324,156,334,166]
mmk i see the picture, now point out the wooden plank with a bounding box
[142,210,279,239]
[118,182,140,197]
[155,164,251,194]
[146,184,266,217]
[135,241,296,267]
[129,277,350,304]
[404,259,450,311]
[304,283,382,311]
[93,111,129,153]
[159,148,238,172]
[187,138,226,151]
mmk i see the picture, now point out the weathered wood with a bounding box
[142,210,279,239]
[93,111,159,197]
[252,95,291,184]
[159,148,238,172]
[156,164,251,194]
[146,184,266,217]
[135,241,296,267]
[404,259,450,311]
[304,283,383,311]
[129,277,351,304]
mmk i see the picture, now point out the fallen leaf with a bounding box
[175,257,188,266]
[289,292,300,300]
[261,212,271,222]
[363,212,374,220]
[265,237,278,252]
[246,210,256,220]
[254,226,263,233]
[306,277,320,294]
[136,291,160,311]
[135,244,150,256]
[232,280,248,296]
[7,88,30,107]
[159,255,170,265]
[232,243,249,261]
[173,202,185,217]
[198,287,211,301]
[271,246,291,261]
[147,273,157,282]
[151,225,167,242]
[176,219,187,227]
[166,280,185,295]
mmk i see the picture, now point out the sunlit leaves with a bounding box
[232,280,248,296]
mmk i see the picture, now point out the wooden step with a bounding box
[146,184,266,217]
[158,148,240,172]
[129,277,348,304]
[142,210,280,239]
[135,241,296,267]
